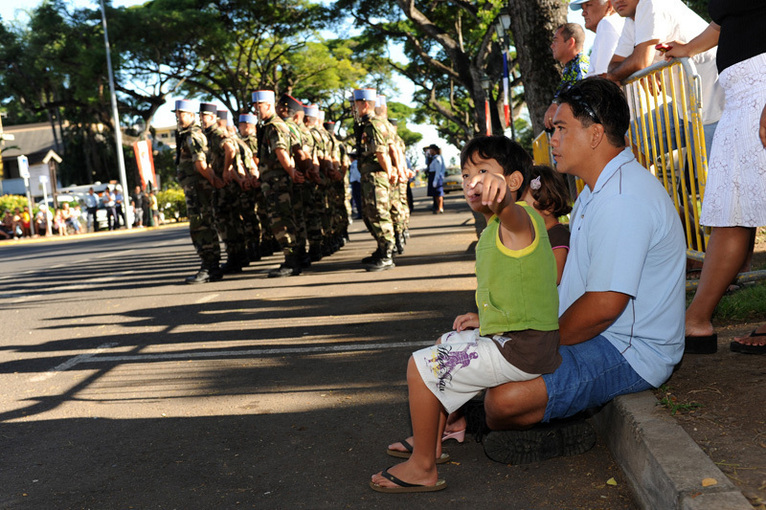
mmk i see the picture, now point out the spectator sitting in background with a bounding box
[544,23,589,131]
[62,202,80,234]
[569,0,625,77]
[0,210,14,239]
[20,206,31,237]
[35,206,51,236]
[53,208,67,236]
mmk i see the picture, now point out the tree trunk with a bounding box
[507,0,567,135]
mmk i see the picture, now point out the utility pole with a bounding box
[99,0,131,229]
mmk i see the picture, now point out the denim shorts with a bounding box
[542,335,652,422]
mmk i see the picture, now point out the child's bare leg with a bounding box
[373,357,445,487]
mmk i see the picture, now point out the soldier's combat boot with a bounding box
[185,268,211,284]
[247,240,262,262]
[361,247,381,265]
[395,232,405,255]
[298,247,311,269]
[309,244,323,262]
[186,264,224,284]
[268,254,302,278]
[221,248,248,274]
[365,243,395,272]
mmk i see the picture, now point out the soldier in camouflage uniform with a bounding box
[390,118,413,249]
[295,104,325,262]
[375,96,408,255]
[198,103,244,274]
[237,113,268,261]
[277,94,315,267]
[173,99,225,284]
[253,90,305,278]
[323,119,349,249]
[305,105,334,257]
[353,88,396,271]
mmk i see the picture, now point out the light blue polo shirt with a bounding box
[558,149,686,387]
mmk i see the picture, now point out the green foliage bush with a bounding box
[0,195,28,214]
[157,187,186,221]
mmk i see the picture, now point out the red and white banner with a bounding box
[133,140,157,191]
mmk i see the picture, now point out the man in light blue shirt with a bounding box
[479,78,685,464]
[84,187,99,232]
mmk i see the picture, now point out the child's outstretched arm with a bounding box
[467,172,533,248]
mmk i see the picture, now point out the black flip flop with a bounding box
[729,330,766,355]
[369,467,447,493]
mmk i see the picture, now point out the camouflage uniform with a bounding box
[309,124,333,254]
[298,122,325,259]
[382,120,406,243]
[324,127,348,245]
[232,135,261,260]
[355,113,395,252]
[176,124,221,271]
[241,133,273,255]
[284,117,309,254]
[204,124,247,267]
[257,114,300,257]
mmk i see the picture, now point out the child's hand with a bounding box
[453,312,479,332]
[467,172,509,212]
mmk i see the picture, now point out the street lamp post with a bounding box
[98,0,131,229]
[480,75,492,136]
[494,12,514,139]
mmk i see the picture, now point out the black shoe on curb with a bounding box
[463,397,491,442]
[481,416,596,465]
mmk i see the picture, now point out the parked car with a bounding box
[442,171,463,194]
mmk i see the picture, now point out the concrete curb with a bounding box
[593,391,752,510]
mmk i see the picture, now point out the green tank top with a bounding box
[475,202,559,336]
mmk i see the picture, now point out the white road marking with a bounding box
[29,342,119,382]
[196,294,219,304]
[27,339,433,382]
[84,340,434,363]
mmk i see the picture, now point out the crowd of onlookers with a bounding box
[0,185,163,241]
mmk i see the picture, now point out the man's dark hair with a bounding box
[558,23,585,52]
[460,135,533,198]
[556,77,630,147]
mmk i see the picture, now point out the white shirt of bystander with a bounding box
[614,0,724,125]
[587,13,625,77]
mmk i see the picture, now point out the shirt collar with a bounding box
[590,148,635,195]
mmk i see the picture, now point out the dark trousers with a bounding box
[350,181,362,219]
[87,207,99,231]
[106,206,117,230]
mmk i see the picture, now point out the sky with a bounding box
[2,0,589,168]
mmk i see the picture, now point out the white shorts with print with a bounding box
[412,329,539,414]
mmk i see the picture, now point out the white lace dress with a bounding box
[700,52,766,227]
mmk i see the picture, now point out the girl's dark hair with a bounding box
[528,165,572,218]
[460,136,533,198]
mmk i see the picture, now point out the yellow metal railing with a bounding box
[623,58,708,255]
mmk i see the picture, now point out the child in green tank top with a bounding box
[370,136,561,494]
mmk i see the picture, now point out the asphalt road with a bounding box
[0,191,637,509]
